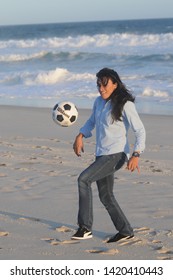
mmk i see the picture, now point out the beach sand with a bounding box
[0,105,173,260]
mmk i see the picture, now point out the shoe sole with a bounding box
[121,235,134,240]
[71,234,93,240]
[107,234,134,243]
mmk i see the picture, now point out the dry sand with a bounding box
[0,105,173,260]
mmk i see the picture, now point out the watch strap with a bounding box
[132,152,140,157]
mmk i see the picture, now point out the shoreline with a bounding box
[0,103,173,116]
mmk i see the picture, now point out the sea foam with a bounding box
[142,87,169,98]
[0,33,172,52]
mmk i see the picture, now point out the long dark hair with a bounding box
[96,68,135,121]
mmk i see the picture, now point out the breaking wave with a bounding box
[0,68,95,86]
[0,32,173,52]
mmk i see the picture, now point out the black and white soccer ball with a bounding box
[52,101,78,127]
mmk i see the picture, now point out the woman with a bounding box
[72,68,146,243]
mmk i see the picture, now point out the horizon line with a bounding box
[1,16,173,28]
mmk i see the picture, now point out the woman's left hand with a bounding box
[127,157,140,173]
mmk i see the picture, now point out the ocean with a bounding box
[0,18,173,115]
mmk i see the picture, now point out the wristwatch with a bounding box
[132,151,140,157]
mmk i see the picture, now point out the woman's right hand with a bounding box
[73,133,84,157]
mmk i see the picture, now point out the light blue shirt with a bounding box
[80,96,146,158]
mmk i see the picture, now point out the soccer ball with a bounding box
[52,101,78,127]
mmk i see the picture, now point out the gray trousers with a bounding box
[77,152,134,236]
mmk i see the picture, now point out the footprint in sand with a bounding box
[0,231,9,237]
[148,230,158,237]
[55,226,73,233]
[135,227,161,238]
[157,256,173,260]
[152,168,163,173]
[156,247,173,260]
[134,181,153,185]
[41,238,61,245]
[86,248,119,255]
[118,237,142,246]
[150,244,163,251]
[14,167,29,171]
[0,163,7,167]
[19,217,41,222]
[147,231,173,259]
[32,145,52,151]
[158,247,173,255]
[134,226,150,232]
[166,230,173,237]
[41,237,79,245]
[61,240,80,245]
[151,239,162,244]
[134,227,151,235]
[0,173,7,177]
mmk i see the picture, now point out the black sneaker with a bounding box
[71,227,92,240]
[107,232,134,243]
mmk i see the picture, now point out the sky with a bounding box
[0,0,173,26]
